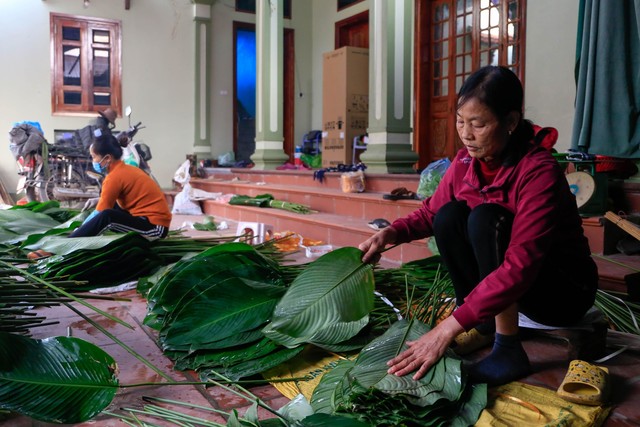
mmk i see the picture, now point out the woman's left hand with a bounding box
[387,316,464,380]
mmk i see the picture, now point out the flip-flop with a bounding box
[367,218,391,231]
[27,249,53,260]
[557,359,610,406]
[383,187,417,200]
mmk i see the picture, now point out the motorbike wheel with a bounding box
[49,169,99,209]
[25,179,50,203]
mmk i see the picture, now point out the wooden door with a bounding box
[335,11,369,49]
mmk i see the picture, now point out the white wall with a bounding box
[208,0,315,157]
[0,0,195,195]
[0,0,581,199]
[524,0,580,151]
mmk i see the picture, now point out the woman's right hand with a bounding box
[359,226,398,264]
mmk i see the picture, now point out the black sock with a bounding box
[475,319,496,335]
[468,333,531,386]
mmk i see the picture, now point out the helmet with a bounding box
[98,108,117,126]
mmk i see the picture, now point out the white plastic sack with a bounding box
[171,183,203,215]
[188,187,223,201]
[122,145,140,167]
[173,160,192,186]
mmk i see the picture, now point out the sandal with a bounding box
[452,328,495,356]
[383,187,417,200]
[27,249,53,260]
[557,359,610,406]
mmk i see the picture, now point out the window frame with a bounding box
[50,13,122,117]
[413,0,526,168]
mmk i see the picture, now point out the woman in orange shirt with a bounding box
[69,133,172,239]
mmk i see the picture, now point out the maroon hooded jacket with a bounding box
[391,144,596,331]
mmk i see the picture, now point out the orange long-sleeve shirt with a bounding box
[96,160,172,227]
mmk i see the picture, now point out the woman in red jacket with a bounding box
[359,66,598,386]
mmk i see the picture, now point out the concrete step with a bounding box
[174,168,431,265]
[197,198,431,266]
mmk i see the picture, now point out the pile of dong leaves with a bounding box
[140,241,486,426]
[0,201,486,425]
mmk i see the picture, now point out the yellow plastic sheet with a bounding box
[265,349,610,426]
[476,382,611,427]
[262,346,349,401]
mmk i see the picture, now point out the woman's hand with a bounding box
[359,226,398,263]
[387,316,464,380]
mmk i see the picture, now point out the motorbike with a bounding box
[117,106,156,182]
[8,106,153,208]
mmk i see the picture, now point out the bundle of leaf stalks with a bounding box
[371,256,456,331]
[230,193,317,214]
[0,260,112,335]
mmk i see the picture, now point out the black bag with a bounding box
[135,143,152,161]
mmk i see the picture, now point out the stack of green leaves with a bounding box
[29,233,162,290]
[310,320,486,426]
[144,242,304,382]
[25,231,250,291]
[9,200,79,223]
[143,245,380,382]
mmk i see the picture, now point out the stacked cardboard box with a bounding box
[321,46,369,167]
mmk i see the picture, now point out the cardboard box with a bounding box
[322,46,369,167]
[321,130,348,168]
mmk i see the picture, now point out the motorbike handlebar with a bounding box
[126,122,145,139]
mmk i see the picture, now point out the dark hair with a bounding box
[457,66,534,163]
[91,133,123,160]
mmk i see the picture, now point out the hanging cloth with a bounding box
[572,0,640,157]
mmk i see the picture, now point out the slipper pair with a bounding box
[557,359,610,406]
[27,249,53,260]
[383,187,417,200]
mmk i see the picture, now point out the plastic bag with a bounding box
[417,158,451,199]
[122,145,140,167]
[217,151,235,167]
[340,170,365,193]
[171,183,203,215]
[173,160,191,186]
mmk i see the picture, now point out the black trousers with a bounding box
[432,201,596,326]
[70,205,168,240]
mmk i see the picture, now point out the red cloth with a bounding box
[390,144,594,331]
[532,124,559,151]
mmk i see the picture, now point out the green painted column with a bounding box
[192,0,213,160]
[251,0,288,169]
[360,0,418,173]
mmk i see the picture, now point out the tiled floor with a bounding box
[4,214,640,426]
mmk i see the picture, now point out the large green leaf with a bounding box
[262,247,374,348]
[299,413,370,427]
[145,242,283,329]
[349,320,464,406]
[199,345,304,382]
[24,233,134,254]
[20,213,88,248]
[171,337,280,371]
[0,210,61,244]
[0,332,118,424]
[163,277,285,350]
[310,359,355,414]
